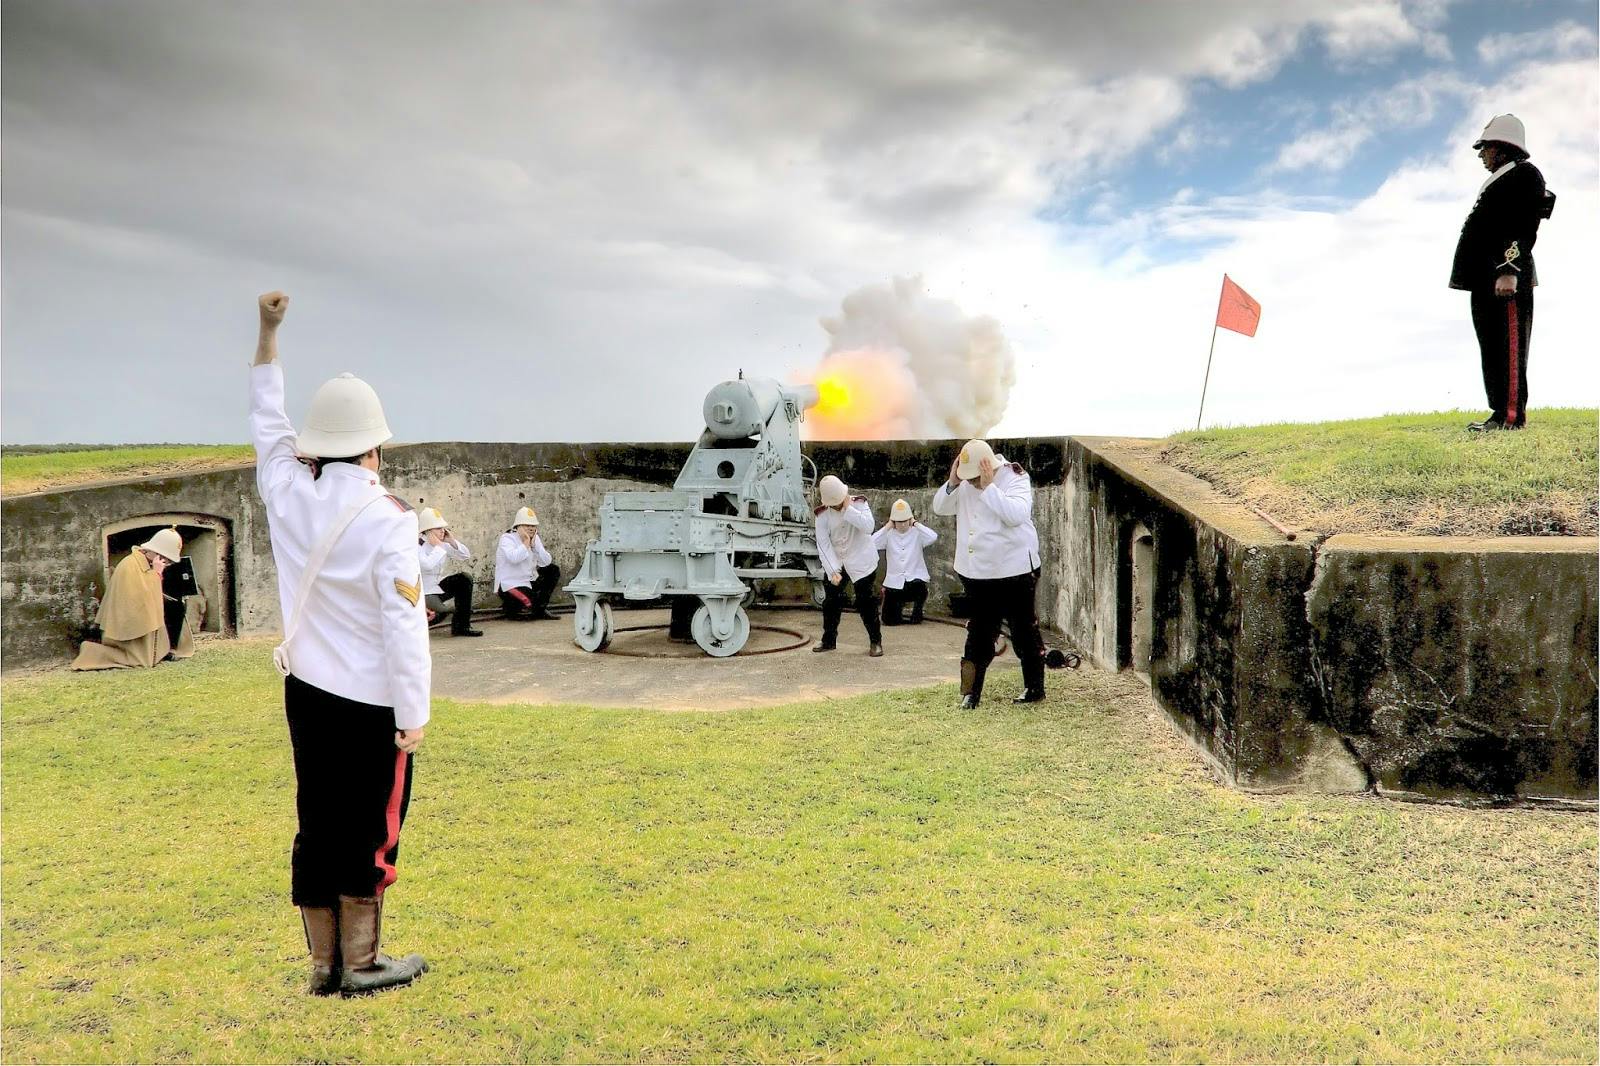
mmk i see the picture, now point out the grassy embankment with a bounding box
[3,640,1594,1062]
[0,445,252,497]
[1164,407,1597,536]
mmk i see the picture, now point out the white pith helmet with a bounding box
[512,506,539,528]
[956,439,995,480]
[139,528,182,562]
[417,507,447,534]
[818,475,848,507]
[1473,114,1527,153]
[890,499,913,522]
[294,372,394,458]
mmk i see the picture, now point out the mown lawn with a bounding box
[3,639,1595,1063]
[0,445,253,497]
[1164,407,1598,536]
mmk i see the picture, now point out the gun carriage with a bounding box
[564,377,825,656]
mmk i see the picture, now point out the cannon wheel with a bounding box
[691,603,750,658]
[810,579,827,608]
[574,599,613,652]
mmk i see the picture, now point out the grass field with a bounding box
[0,445,253,496]
[3,639,1595,1063]
[1163,407,1598,537]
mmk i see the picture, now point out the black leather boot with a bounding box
[337,895,427,997]
[959,659,984,709]
[300,905,340,996]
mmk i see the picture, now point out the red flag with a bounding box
[1215,274,1261,337]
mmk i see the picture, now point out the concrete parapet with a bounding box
[1060,438,1597,807]
[1,438,1067,671]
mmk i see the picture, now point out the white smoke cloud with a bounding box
[800,275,1016,440]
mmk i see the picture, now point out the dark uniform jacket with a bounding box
[1449,160,1548,291]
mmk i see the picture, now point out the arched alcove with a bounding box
[100,513,235,636]
[1129,524,1155,679]
[1118,520,1155,677]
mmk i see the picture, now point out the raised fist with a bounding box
[259,291,289,327]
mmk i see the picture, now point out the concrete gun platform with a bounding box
[428,606,1022,710]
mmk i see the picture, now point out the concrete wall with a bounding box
[1,438,1069,670]
[1307,536,1598,805]
[1059,437,1598,808]
[1061,438,1369,794]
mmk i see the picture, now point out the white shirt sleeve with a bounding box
[979,472,1034,527]
[931,482,959,517]
[872,525,889,550]
[374,511,432,730]
[417,542,448,571]
[445,539,472,562]
[917,523,939,546]
[815,512,841,576]
[498,532,532,566]
[842,498,874,533]
[249,363,310,508]
[531,534,553,569]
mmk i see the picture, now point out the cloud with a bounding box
[1478,20,1598,65]
[1269,70,1474,172]
[0,0,1593,446]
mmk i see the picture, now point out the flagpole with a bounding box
[1196,321,1219,430]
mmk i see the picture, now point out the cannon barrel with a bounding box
[702,379,819,440]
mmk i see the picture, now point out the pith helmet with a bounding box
[818,475,848,507]
[294,372,393,458]
[956,439,995,480]
[1473,114,1527,153]
[512,506,540,528]
[417,507,447,534]
[140,527,182,562]
[890,499,913,522]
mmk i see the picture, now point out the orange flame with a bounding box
[800,350,918,440]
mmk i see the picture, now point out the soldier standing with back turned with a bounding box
[250,291,432,997]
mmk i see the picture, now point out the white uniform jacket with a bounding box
[815,497,879,583]
[872,522,938,589]
[250,363,432,729]
[418,538,472,596]
[494,531,552,592]
[930,454,1041,580]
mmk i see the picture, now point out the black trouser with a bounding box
[425,572,476,634]
[284,675,414,906]
[499,563,561,617]
[960,571,1045,694]
[1470,286,1534,426]
[881,579,928,625]
[822,572,881,646]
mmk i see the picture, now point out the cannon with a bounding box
[564,376,825,656]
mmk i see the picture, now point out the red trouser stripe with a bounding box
[374,750,407,895]
[1506,300,1521,425]
[507,587,531,607]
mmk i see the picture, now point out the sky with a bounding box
[2,0,1596,444]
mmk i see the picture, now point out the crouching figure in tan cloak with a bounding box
[71,528,195,670]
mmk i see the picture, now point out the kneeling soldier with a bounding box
[813,474,884,656]
[495,507,560,620]
[250,291,430,997]
[418,508,482,637]
[874,499,937,625]
[932,439,1046,708]
[71,528,196,669]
